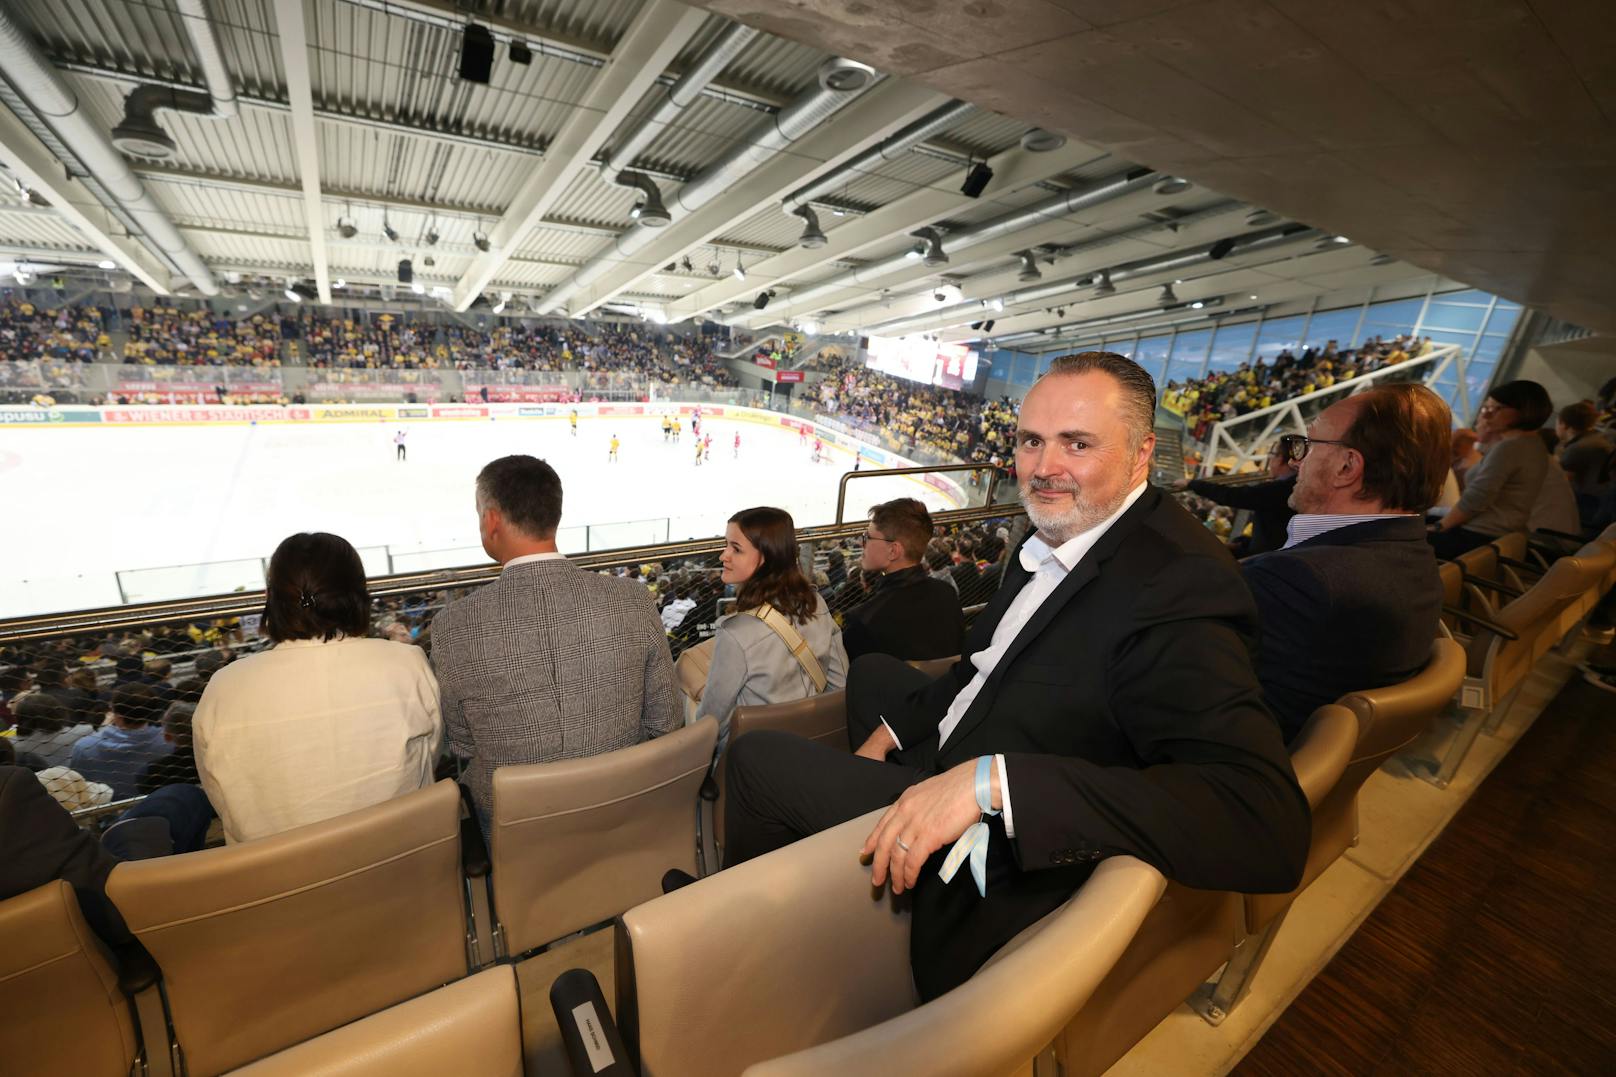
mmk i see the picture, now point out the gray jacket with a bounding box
[697,594,848,749]
[1457,433,1548,536]
[430,557,681,826]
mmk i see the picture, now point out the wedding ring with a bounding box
[895,837,912,852]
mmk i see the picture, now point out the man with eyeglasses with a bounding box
[839,498,964,665]
[1241,383,1450,741]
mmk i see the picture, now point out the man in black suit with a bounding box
[841,498,964,663]
[1241,383,1449,742]
[724,352,1310,1000]
[1173,442,1297,556]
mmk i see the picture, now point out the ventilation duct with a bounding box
[795,206,828,249]
[175,0,238,117]
[620,171,672,228]
[779,99,973,215]
[0,7,217,295]
[862,221,1317,337]
[998,301,1232,349]
[742,167,1159,323]
[534,56,879,315]
[111,0,238,157]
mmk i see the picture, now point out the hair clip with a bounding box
[299,589,316,609]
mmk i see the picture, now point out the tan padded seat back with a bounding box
[1454,541,1501,587]
[715,693,848,849]
[1570,537,1616,620]
[1438,561,1464,633]
[106,780,468,1076]
[1470,553,1604,695]
[1490,530,1527,564]
[618,809,913,1077]
[745,857,1165,1077]
[0,880,138,1077]
[492,718,718,956]
[229,966,522,1077]
[1053,884,1244,1077]
[730,690,848,749]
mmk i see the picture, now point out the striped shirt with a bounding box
[1283,513,1413,549]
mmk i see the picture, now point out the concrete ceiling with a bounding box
[694,0,1616,336]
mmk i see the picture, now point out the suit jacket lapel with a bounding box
[944,487,1159,753]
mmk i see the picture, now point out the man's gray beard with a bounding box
[1021,482,1130,545]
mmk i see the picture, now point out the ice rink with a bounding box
[1,411,962,616]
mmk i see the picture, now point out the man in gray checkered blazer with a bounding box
[430,455,681,830]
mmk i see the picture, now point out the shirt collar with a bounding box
[1283,512,1412,548]
[503,551,567,571]
[1019,480,1148,573]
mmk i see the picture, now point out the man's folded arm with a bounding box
[1004,561,1311,893]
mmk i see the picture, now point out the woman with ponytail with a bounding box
[194,532,441,843]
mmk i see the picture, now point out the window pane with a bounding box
[1011,353,1039,386]
[1164,329,1210,385]
[1359,298,1423,345]
[1104,334,1138,359]
[1302,307,1359,351]
[989,350,1013,381]
[1480,304,1523,339]
[1207,322,1257,374]
[1433,288,1493,307]
[1422,302,1488,332]
[1135,334,1171,385]
[1254,315,1305,359]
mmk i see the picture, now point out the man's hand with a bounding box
[854,723,898,762]
[862,758,1000,895]
[1168,477,1192,492]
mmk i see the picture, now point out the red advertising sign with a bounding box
[599,405,646,416]
[776,370,804,383]
[473,386,571,403]
[104,406,309,423]
[753,355,776,369]
[431,405,489,418]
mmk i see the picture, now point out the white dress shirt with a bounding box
[504,550,567,570]
[195,636,442,844]
[888,481,1148,838]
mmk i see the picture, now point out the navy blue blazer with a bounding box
[1241,516,1441,742]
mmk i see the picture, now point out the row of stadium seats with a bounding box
[10,518,1609,1075]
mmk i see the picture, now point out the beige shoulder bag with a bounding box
[675,602,827,703]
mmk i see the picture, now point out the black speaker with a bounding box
[753,291,771,310]
[1208,238,1237,260]
[982,319,995,333]
[509,41,533,66]
[397,259,413,284]
[960,161,994,198]
[459,24,495,84]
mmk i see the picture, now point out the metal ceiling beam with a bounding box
[666,141,1104,322]
[270,0,330,303]
[564,80,949,317]
[0,102,174,291]
[450,0,707,311]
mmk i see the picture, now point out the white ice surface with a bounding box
[0,413,958,616]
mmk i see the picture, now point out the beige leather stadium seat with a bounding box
[1429,546,1616,784]
[0,880,143,1077]
[1453,534,1528,616]
[1194,658,1459,1024]
[229,965,521,1077]
[711,691,848,853]
[1056,704,1357,1065]
[106,779,470,1075]
[491,718,717,957]
[614,807,1164,1077]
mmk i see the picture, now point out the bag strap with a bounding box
[745,603,828,693]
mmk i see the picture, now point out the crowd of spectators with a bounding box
[0,297,111,363]
[1162,333,1433,441]
[122,305,283,367]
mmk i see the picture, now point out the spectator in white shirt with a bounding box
[195,532,441,844]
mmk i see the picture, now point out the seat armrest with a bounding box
[1458,570,1522,600]
[1442,604,1519,641]
[457,783,490,878]
[1496,554,1544,578]
[551,968,634,1076]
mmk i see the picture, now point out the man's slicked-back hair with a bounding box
[1042,351,1157,449]
[1342,382,1453,512]
[477,455,563,538]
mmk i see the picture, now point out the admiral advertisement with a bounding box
[314,406,396,421]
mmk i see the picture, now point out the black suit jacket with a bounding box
[1241,516,1441,742]
[888,486,1310,998]
[841,567,965,663]
[1187,475,1297,555]
[0,765,132,946]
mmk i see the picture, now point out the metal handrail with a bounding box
[0,502,1027,644]
[835,463,1010,523]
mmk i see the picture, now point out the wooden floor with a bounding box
[1236,676,1616,1075]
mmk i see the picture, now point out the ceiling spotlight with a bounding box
[1245,208,1278,227]
[1369,253,1395,266]
[1190,300,1205,309]
[1157,283,1179,307]
[382,211,399,243]
[800,319,820,335]
[832,205,845,217]
[1020,128,1067,153]
[425,227,440,246]
[1154,176,1191,195]
[1092,269,1115,295]
[680,256,693,273]
[817,57,876,93]
[97,259,117,270]
[933,291,946,303]
[423,254,435,267]
[333,278,346,289]
[1016,251,1041,283]
[733,256,747,281]
[474,231,491,252]
[796,206,828,249]
[961,161,994,199]
[411,280,425,295]
[904,245,924,260]
[990,297,1005,312]
[707,260,720,277]
[337,217,357,239]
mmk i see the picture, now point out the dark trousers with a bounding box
[723,654,938,866]
[1428,525,1499,560]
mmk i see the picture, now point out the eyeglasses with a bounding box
[1276,433,1353,462]
[861,532,893,545]
[1477,402,1511,417]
